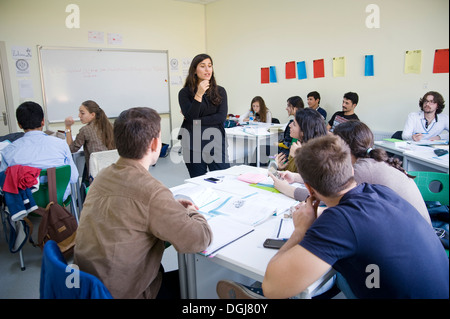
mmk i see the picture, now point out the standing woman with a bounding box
[64,100,115,183]
[178,53,230,178]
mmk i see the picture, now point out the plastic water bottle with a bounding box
[249,111,254,124]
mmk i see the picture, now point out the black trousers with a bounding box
[183,148,230,178]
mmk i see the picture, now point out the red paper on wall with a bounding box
[313,59,325,78]
[285,61,296,79]
[433,49,449,73]
[261,67,270,83]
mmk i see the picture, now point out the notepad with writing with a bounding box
[200,215,254,257]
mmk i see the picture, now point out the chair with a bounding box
[271,118,280,124]
[408,171,449,205]
[391,130,403,140]
[89,149,119,181]
[33,165,73,209]
[40,240,113,299]
[17,165,77,271]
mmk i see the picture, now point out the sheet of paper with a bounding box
[404,50,422,74]
[209,193,278,226]
[276,218,294,239]
[200,215,254,257]
[433,48,449,73]
[365,55,374,76]
[285,61,296,79]
[313,59,325,78]
[172,184,220,208]
[261,67,270,83]
[269,66,277,83]
[332,56,346,77]
[297,61,307,80]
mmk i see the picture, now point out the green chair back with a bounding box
[32,165,71,208]
[409,171,449,206]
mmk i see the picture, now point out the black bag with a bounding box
[35,167,77,257]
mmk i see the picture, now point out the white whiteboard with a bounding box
[38,47,170,123]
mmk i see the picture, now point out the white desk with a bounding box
[174,165,335,299]
[226,124,283,167]
[374,141,449,173]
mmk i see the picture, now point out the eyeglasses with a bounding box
[424,99,436,104]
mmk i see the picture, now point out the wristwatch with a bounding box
[65,129,71,134]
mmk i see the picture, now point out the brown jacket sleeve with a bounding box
[147,185,212,253]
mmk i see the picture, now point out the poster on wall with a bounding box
[404,50,422,74]
[433,49,449,73]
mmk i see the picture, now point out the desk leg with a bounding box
[177,252,188,299]
[256,136,260,168]
[186,253,197,298]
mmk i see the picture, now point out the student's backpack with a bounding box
[34,167,77,258]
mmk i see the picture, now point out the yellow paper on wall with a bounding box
[332,56,346,77]
[404,50,422,74]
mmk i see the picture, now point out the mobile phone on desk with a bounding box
[263,238,287,249]
[204,177,222,184]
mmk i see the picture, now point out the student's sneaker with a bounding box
[216,280,266,299]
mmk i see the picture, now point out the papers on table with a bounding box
[209,193,277,226]
[199,215,254,257]
[172,185,220,209]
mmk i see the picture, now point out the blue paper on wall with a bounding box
[297,61,307,79]
[269,66,277,83]
[365,55,374,76]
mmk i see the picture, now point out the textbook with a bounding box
[382,138,408,147]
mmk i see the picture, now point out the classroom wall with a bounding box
[1,0,449,139]
[0,0,206,142]
[205,0,449,133]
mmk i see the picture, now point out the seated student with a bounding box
[402,91,449,141]
[307,91,327,120]
[271,120,432,225]
[74,107,212,299]
[241,96,272,123]
[275,108,327,172]
[263,134,449,299]
[0,101,78,201]
[278,96,304,157]
[326,92,359,132]
[64,100,115,183]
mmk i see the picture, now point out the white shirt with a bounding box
[0,131,79,200]
[240,109,272,123]
[402,111,449,141]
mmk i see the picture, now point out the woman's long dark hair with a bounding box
[184,53,222,106]
[295,108,328,143]
[333,120,413,178]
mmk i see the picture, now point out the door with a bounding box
[0,64,11,136]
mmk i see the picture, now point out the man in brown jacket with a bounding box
[74,107,212,299]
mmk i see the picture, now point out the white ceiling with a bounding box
[173,0,221,4]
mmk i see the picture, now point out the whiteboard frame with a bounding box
[37,45,172,144]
